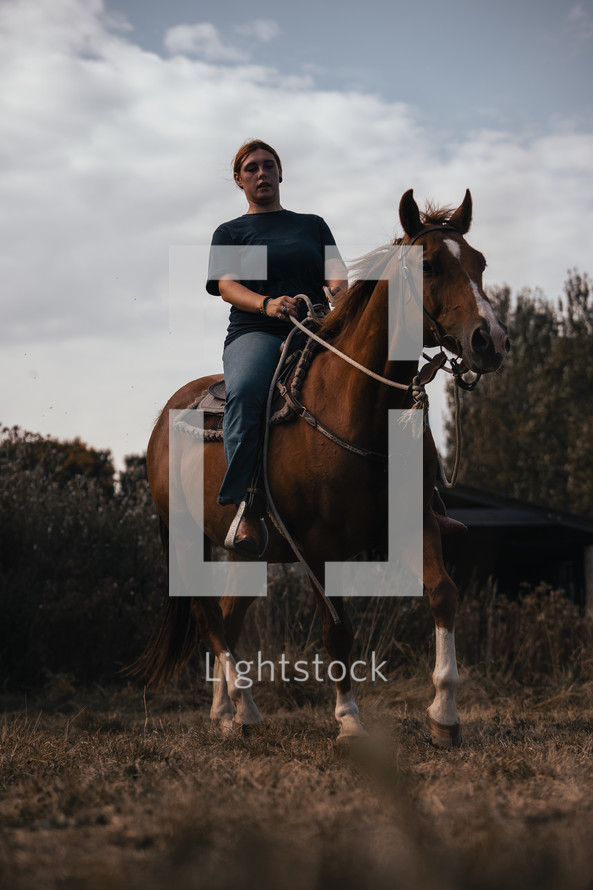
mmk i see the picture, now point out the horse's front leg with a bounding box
[171,534,262,732]
[208,649,262,732]
[423,511,461,747]
[208,652,235,727]
[208,592,261,732]
[189,590,262,734]
[316,591,366,742]
[335,686,366,741]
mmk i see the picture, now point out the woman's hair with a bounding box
[232,139,282,181]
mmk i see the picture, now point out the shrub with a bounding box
[0,427,164,688]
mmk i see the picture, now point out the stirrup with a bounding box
[245,486,267,520]
[224,500,269,558]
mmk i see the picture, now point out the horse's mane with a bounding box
[319,201,455,339]
[319,246,392,338]
[421,201,456,226]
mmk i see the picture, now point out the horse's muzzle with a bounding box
[467,321,510,372]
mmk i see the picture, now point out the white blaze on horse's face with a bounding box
[444,238,461,261]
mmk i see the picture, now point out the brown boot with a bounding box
[434,513,468,536]
[431,487,467,535]
[224,501,268,558]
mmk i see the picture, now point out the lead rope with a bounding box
[431,380,462,489]
[443,383,462,487]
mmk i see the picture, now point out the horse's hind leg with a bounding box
[423,512,461,748]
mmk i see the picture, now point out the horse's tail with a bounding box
[126,517,200,687]
[128,596,199,688]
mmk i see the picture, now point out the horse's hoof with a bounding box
[336,733,367,746]
[423,713,461,748]
[210,717,235,736]
[233,721,262,738]
[210,719,261,738]
[336,725,368,745]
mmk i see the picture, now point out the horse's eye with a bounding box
[423,261,434,276]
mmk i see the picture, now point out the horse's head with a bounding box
[399,189,510,373]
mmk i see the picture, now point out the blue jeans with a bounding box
[218,331,284,506]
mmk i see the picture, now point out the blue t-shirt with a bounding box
[206,209,341,346]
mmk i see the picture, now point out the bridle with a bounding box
[400,224,482,392]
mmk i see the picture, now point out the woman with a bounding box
[206,139,347,557]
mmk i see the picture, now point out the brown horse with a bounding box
[139,189,509,747]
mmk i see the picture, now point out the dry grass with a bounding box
[3,674,593,890]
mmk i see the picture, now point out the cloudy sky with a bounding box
[2,0,592,469]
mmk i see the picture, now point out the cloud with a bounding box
[1,0,592,465]
[163,17,281,61]
[234,19,282,42]
[164,22,248,62]
[568,3,586,22]
[567,3,593,38]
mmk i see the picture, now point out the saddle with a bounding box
[197,379,226,414]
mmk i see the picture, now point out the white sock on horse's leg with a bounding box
[426,625,460,746]
[216,650,263,727]
[335,688,366,740]
[209,655,235,724]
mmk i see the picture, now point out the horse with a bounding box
[137,189,509,748]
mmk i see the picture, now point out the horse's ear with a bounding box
[448,189,472,234]
[399,189,423,238]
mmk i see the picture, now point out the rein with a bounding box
[288,307,410,392]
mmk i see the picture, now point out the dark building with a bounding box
[439,483,593,612]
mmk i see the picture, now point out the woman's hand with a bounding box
[264,295,302,319]
[219,279,302,318]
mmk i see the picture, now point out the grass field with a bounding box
[3,666,593,890]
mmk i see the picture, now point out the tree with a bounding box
[118,453,147,497]
[0,426,115,496]
[444,271,593,517]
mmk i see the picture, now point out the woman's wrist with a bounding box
[260,296,272,315]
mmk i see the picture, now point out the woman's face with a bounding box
[234,149,281,208]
